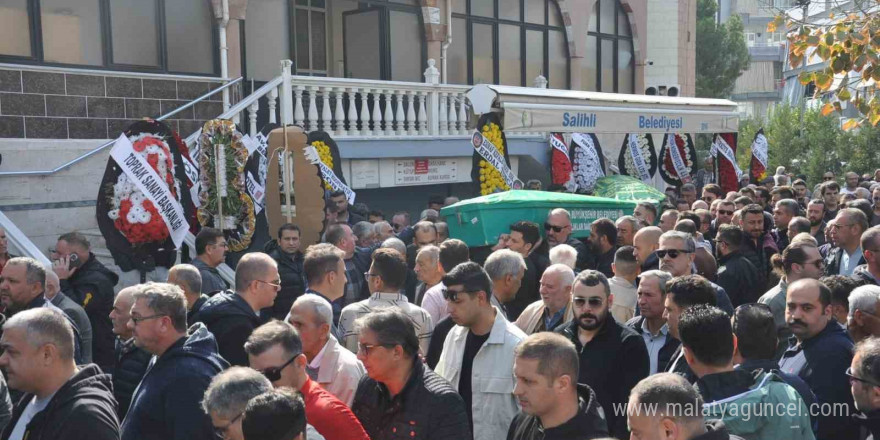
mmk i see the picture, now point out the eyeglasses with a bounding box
[718,209,734,216]
[824,176,835,181]
[358,342,393,356]
[364,272,380,280]
[544,223,567,233]
[442,288,476,302]
[256,279,282,290]
[573,297,604,308]
[804,258,825,269]
[211,241,229,248]
[655,249,692,259]
[130,314,167,325]
[846,367,880,388]
[214,412,244,439]
[702,197,715,202]
[392,223,404,230]
[258,353,301,382]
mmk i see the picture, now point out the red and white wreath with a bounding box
[106,133,182,244]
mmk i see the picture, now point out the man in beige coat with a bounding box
[515,264,575,334]
[288,294,365,407]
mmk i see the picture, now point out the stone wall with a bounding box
[0,67,225,139]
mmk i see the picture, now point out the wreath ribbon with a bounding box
[667,134,692,183]
[711,135,743,179]
[628,134,652,182]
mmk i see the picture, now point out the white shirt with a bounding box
[7,391,58,440]
[308,339,330,369]
[421,282,448,325]
[338,292,434,355]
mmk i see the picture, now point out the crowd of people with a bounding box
[3,169,880,440]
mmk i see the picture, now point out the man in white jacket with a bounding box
[435,262,526,440]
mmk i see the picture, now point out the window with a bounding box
[583,0,634,93]
[292,0,328,76]
[0,0,217,75]
[340,0,425,82]
[449,0,569,88]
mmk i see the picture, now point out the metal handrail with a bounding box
[184,76,283,145]
[0,77,244,178]
[0,210,51,266]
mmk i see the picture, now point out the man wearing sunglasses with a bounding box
[850,337,880,439]
[779,278,858,440]
[245,321,369,440]
[824,208,868,276]
[658,231,733,315]
[122,283,228,440]
[194,253,280,366]
[352,309,469,440]
[434,262,525,440]
[554,270,649,439]
[201,367,273,440]
[540,209,591,272]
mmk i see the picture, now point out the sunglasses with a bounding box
[717,209,734,216]
[702,197,715,202]
[655,249,692,259]
[573,297,604,308]
[358,342,393,356]
[847,367,880,388]
[544,223,567,233]
[258,353,301,382]
[824,177,835,181]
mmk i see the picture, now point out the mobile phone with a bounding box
[68,253,83,269]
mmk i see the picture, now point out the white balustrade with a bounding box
[384,90,394,136]
[321,89,332,132]
[371,90,383,135]
[293,86,305,127]
[360,89,371,135]
[438,91,448,136]
[334,88,346,136]
[458,94,468,135]
[418,91,428,135]
[268,86,278,125]
[307,86,319,132]
[448,95,458,135]
[406,91,417,135]
[348,88,360,136]
[395,93,406,136]
[248,100,259,136]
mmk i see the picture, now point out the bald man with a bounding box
[45,270,93,364]
[194,253,280,366]
[633,227,662,272]
[515,264,575,334]
[168,264,207,326]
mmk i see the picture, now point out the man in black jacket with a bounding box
[266,224,306,320]
[824,208,868,276]
[555,270,649,439]
[850,336,880,440]
[121,282,229,440]
[507,332,608,440]
[626,270,679,375]
[167,264,208,326]
[740,205,778,289]
[541,208,593,271]
[352,309,469,440]
[714,225,762,307]
[662,275,719,383]
[504,221,548,320]
[52,232,118,370]
[0,308,118,440]
[587,219,617,278]
[109,286,151,421]
[195,252,279,366]
[45,270,93,364]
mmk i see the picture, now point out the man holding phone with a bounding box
[52,232,118,371]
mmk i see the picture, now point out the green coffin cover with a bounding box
[440,190,640,247]
[593,175,667,203]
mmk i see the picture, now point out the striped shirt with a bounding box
[338,292,434,356]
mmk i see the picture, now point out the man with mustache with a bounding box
[779,278,857,440]
[554,270,648,439]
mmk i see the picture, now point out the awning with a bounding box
[466,84,740,134]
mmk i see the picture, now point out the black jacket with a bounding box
[626,315,680,373]
[352,357,470,440]
[1,364,118,440]
[60,253,118,369]
[120,323,229,440]
[853,264,879,285]
[854,410,880,440]
[666,344,698,383]
[506,254,541,321]
[555,316,650,439]
[266,245,306,320]
[716,251,762,307]
[536,237,594,272]
[779,320,857,440]
[506,384,609,440]
[193,291,263,366]
[824,246,867,276]
[113,338,152,421]
[50,292,93,364]
[640,252,659,273]
[693,420,746,440]
[592,246,616,278]
[187,294,209,327]
[740,220,778,289]
[426,316,455,369]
